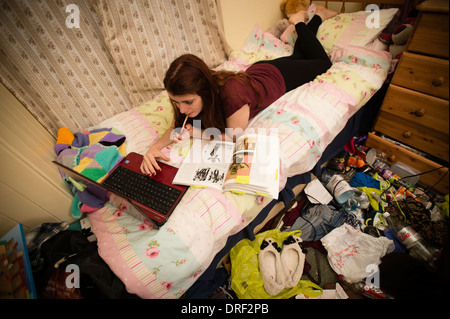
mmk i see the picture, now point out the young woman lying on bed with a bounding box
[140,6,338,176]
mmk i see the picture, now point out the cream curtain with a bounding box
[0,0,229,137]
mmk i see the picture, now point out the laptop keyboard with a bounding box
[102,165,182,215]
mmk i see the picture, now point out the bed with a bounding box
[66,2,405,298]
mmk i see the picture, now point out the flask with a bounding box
[382,213,437,268]
[321,169,356,205]
[325,174,354,204]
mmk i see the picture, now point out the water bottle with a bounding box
[382,213,437,268]
[321,169,355,205]
[326,174,354,205]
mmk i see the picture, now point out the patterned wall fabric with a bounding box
[0,0,132,135]
[94,0,230,106]
[0,0,229,137]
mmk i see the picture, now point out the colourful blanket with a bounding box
[84,11,393,298]
[55,127,127,218]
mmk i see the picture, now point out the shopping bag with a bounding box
[230,229,323,299]
[321,224,394,283]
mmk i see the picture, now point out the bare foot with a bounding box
[315,5,338,21]
[289,10,308,25]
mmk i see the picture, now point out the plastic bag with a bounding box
[321,224,394,283]
[230,229,322,299]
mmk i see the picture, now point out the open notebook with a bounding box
[173,134,280,199]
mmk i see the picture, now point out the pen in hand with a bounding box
[178,115,189,139]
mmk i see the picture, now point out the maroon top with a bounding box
[219,63,286,119]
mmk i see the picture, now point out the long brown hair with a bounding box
[163,54,261,133]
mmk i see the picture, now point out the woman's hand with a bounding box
[170,123,193,143]
[140,146,170,176]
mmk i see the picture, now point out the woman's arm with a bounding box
[225,104,250,142]
[140,121,175,175]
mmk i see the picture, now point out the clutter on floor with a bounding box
[5,135,448,299]
[228,135,449,299]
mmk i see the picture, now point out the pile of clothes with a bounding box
[272,140,449,298]
[281,147,448,250]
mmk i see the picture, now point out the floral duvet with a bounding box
[86,14,392,298]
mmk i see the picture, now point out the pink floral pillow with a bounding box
[317,8,398,53]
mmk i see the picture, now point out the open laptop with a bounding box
[53,152,188,228]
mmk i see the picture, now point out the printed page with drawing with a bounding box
[173,133,280,199]
[172,138,234,190]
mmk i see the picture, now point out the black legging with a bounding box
[257,15,332,92]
